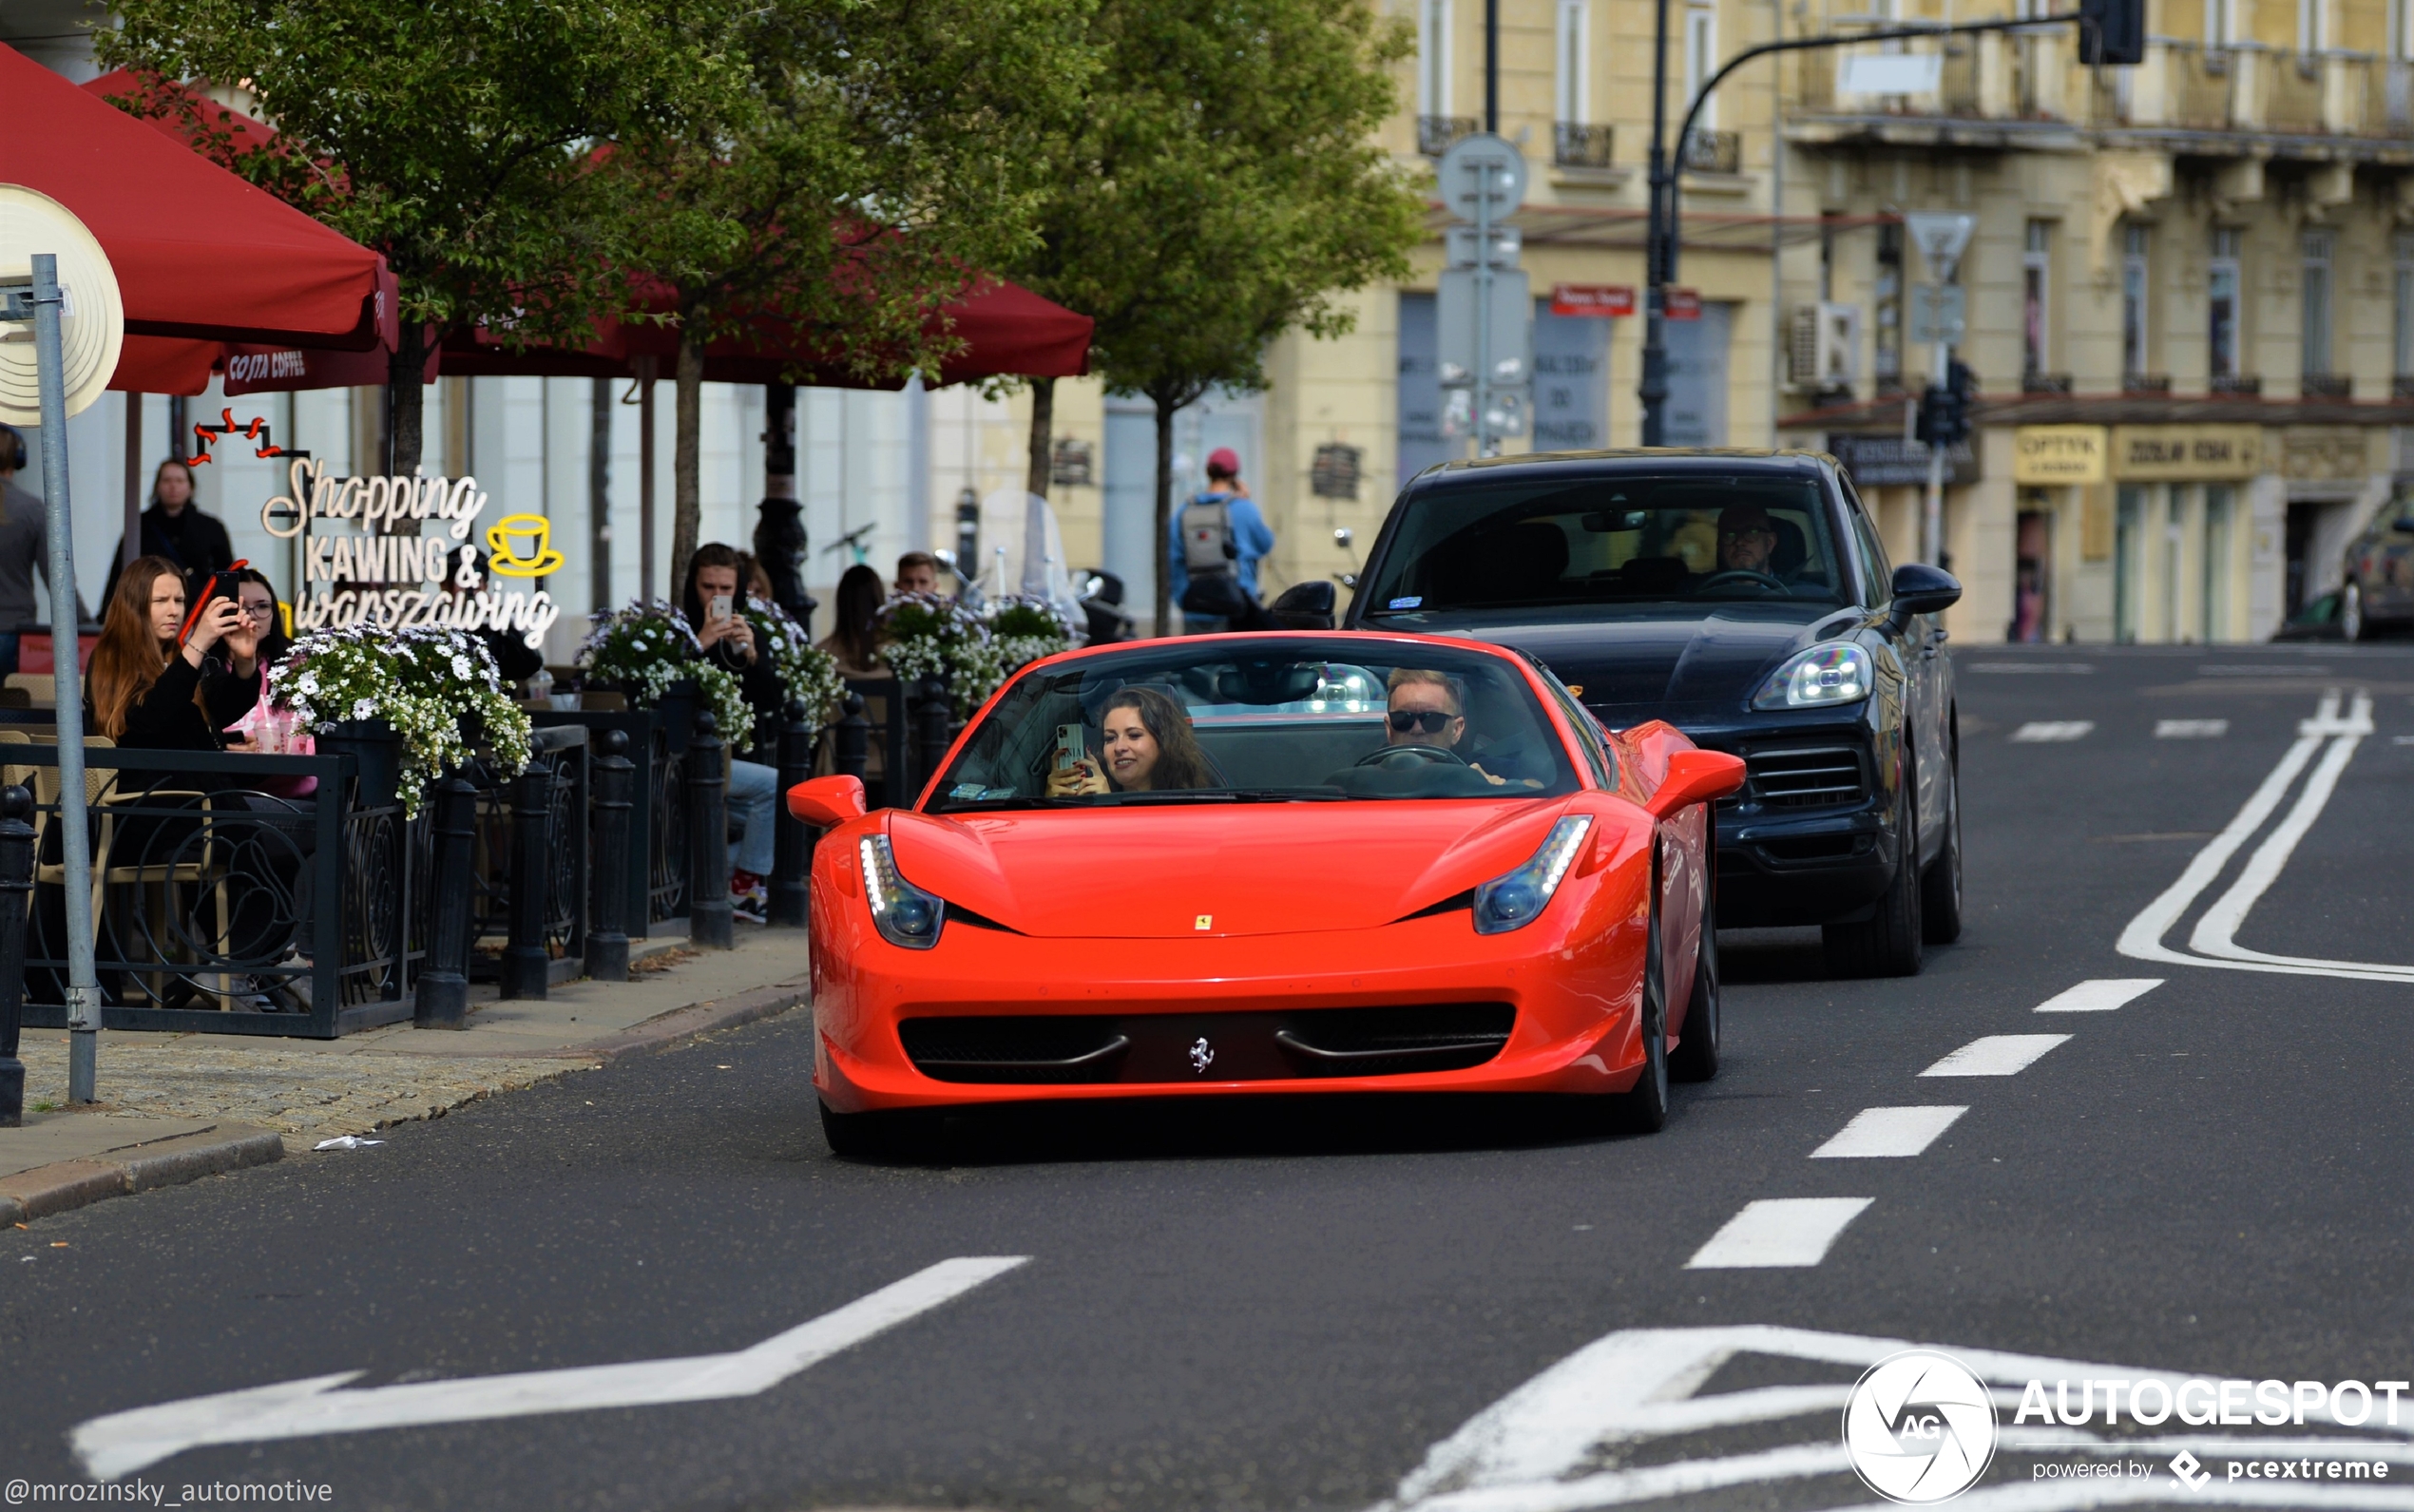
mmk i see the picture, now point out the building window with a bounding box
[1684,4,1717,127]
[2298,0,2326,53]
[2395,233,2414,379]
[2302,228,2334,377]
[2209,228,2241,381]
[2115,487,2145,643]
[2202,486,2233,641]
[1419,0,1453,118]
[1556,0,1589,125]
[2022,220,2053,379]
[1874,222,1904,389]
[2121,224,2151,379]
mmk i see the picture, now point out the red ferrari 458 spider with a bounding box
[786,631,1744,1156]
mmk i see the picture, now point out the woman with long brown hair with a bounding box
[86,553,243,747]
[1045,685,1215,795]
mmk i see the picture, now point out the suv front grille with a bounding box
[1744,746,1868,809]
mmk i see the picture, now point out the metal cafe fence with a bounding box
[0,699,828,1046]
[4,744,412,1038]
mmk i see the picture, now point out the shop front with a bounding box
[2010,423,2263,643]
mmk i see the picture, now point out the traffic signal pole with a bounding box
[1636,10,2094,447]
[1925,310,1953,566]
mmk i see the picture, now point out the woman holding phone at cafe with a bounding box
[680,543,783,923]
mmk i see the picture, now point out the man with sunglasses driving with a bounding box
[1385,668,1533,786]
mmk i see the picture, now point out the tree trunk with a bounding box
[1025,376,1055,500]
[387,322,427,476]
[1152,392,1175,636]
[670,325,705,604]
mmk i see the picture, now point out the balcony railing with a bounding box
[2022,371,2075,395]
[2394,374,2414,400]
[2211,374,2263,395]
[1553,121,1615,169]
[2124,373,2174,393]
[2302,373,2353,398]
[1680,127,1741,174]
[1796,35,2414,140]
[1417,115,1479,157]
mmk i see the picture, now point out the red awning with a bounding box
[13,53,394,351]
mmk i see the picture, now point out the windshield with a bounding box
[1358,472,1851,619]
[929,640,1582,811]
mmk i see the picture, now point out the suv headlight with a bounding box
[1473,816,1593,935]
[858,834,944,948]
[1752,643,1873,709]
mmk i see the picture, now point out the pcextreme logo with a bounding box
[1844,1349,2000,1503]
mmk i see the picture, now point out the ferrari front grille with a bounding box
[1745,745,1868,808]
[896,1004,1516,1084]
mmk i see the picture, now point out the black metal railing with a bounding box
[1417,115,1480,156]
[1553,122,1615,168]
[1679,128,1740,174]
[2,746,408,1038]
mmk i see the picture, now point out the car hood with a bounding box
[1406,605,1860,725]
[886,798,1581,939]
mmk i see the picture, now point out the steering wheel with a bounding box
[1696,568,1788,594]
[1355,743,1469,770]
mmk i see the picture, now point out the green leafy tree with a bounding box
[606,0,1095,599]
[102,0,733,477]
[1009,0,1425,629]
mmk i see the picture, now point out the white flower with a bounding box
[352,697,376,720]
[451,655,473,679]
[299,674,319,695]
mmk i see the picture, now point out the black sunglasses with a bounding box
[1388,709,1455,734]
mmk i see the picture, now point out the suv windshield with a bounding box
[929,640,1581,811]
[1358,472,1850,618]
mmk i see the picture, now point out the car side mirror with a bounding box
[787,775,866,828]
[1269,579,1337,628]
[1888,562,1963,622]
[1645,749,1746,821]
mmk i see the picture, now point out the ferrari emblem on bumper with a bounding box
[1188,1037,1216,1074]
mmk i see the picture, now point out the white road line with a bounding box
[1683,1198,1871,1269]
[1809,1105,1966,1158]
[2156,718,2229,738]
[2034,978,2163,1013]
[2117,692,2414,984]
[1372,1323,2414,1512]
[2012,720,2095,742]
[1919,1034,2071,1077]
[70,1255,1030,1480]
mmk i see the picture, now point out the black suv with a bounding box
[1344,449,1963,977]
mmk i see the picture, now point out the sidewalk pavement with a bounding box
[1,928,813,1226]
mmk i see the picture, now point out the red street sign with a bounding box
[1665,288,1702,321]
[1550,283,1635,317]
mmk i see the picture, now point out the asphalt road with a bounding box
[6,640,2414,1512]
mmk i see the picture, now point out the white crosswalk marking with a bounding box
[1809,1105,1967,1158]
[1920,1033,2071,1077]
[2034,978,2162,1013]
[2011,721,2095,742]
[1684,1197,1872,1269]
[2156,718,2229,738]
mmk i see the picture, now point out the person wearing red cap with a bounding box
[1169,447,1275,632]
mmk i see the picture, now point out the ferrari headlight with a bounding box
[1473,816,1593,935]
[858,834,944,948]
[1752,643,1873,710]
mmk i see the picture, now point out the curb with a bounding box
[0,1124,284,1227]
[554,980,811,1063]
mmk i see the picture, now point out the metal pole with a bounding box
[1639,0,1674,447]
[30,255,99,1103]
[415,774,477,1027]
[1485,0,1500,132]
[123,396,142,571]
[1925,322,1950,566]
[501,759,553,998]
[686,709,733,948]
[586,729,633,981]
[638,354,658,603]
[1474,152,1495,460]
[769,701,814,928]
[0,785,30,1126]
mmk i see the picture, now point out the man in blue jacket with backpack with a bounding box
[1168,447,1276,633]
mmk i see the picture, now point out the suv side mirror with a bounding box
[1889,562,1963,621]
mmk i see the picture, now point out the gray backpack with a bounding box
[1182,494,1238,577]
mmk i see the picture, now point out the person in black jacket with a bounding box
[101,460,237,608]
[680,544,784,923]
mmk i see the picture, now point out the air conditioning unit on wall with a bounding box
[1789,302,1862,391]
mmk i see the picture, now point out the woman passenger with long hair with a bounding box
[1045,685,1214,795]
